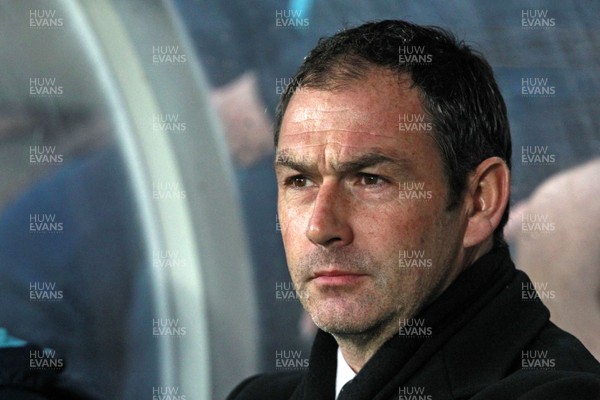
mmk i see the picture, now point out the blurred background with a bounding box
[0,0,598,399]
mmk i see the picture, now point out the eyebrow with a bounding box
[274,151,412,176]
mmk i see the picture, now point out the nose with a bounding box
[306,183,353,248]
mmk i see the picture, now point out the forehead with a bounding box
[278,70,431,158]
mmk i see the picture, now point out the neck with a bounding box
[332,318,399,372]
[462,239,494,271]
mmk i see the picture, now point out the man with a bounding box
[227,20,600,399]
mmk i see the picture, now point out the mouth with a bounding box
[311,269,368,286]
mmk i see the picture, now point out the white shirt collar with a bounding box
[335,347,357,399]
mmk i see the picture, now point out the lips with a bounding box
[311,269,367,286]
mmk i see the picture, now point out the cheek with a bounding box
[278,197,309,254]
[357,204,450,285]
[358,201,436,246]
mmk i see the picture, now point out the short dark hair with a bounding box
[274,20,512,244]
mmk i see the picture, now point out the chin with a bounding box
[311,310,391,337]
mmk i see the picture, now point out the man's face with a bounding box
[275,69,468,337]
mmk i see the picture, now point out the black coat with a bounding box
[227,247,600,399]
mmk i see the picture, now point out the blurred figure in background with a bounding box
[506,158,600,359]
[0,107,141,399]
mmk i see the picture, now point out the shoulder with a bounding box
[529,321,600,373]
[226,371,305,400]
[475,321,600,399]
[472,370,600,399]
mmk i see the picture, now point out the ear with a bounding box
[463,157,510,248]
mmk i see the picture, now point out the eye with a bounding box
[357,173,387,186]
[284,175,314,188]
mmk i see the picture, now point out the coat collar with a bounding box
[441,269,550,398]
